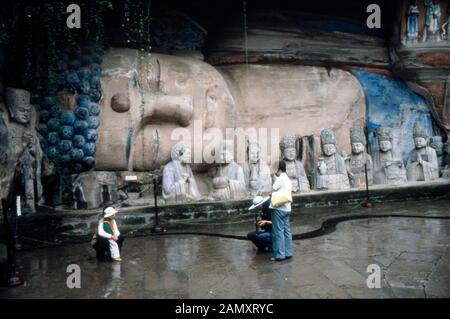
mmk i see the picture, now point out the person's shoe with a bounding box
[285,256,293,259]
[270,257,285,262]
[112,257,122,263]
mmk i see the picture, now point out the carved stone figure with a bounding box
[406,0,420,43]
[346,126,373,188]
[315,129,350,190]
[406,121,439,181]
[162,144,202,203]
[442,140,450,178]
[241,140,272,196]
[373,126,407,185]
[279,134,310,193]
[429,135,445,174]
[72,171,119,209]
[424,0,442,42]
[1,88,43,203]
[209,140,247,200]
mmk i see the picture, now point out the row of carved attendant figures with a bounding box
[406,0,450,43]
[162,122,447,203]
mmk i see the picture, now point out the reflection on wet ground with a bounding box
[1,200,449,298]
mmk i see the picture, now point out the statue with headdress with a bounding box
[406,0,420,43]
[279,134,310,193]
[424,0,442,42]
[406,121,439,181]
[1,87,44,209]
[315,128,350,190]
[242,139,272,196]
[209,140,247,200]
[345,126,373,188]
[442,139,450,178]
[373,126,407,185]
[162,143,202,203]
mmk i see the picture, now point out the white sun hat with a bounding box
[248,196,270,211]
[103,206,118,218]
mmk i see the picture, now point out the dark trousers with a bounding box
[247,231,272,252]
[93,235,125,262]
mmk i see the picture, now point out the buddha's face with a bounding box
[180,148,192,164]
[248,146,259,163]
[379,140,392,152]
[11,104,31,125]
[414,137,427,149]
[283,147,296,161]
[322,144,336,156]
[351,142,364,155]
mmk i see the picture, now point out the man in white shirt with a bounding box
[269,161,293,261]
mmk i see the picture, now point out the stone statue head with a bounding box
[279,134,297,161]
[320,129,337,156]
[350,126,366,155]
[248,140,260,164]
[5,88,32,125]
[171,143,191,164]
[413,121,428,150]
[430,136,444,156]
[377,126,393,152]
[220,140,234,164]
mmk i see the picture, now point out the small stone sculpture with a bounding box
[241,140,272,196]
[279,134,310,193]
[162,143,202,203]
[346,126,373,188]
[406,0,420,43]
[315,129,350,190]
[373,126,407,185]
[406,121,439,181]
[424,0,442,42]
[429,135,445,174]
[209,140,247,200]
[442,140,450,178]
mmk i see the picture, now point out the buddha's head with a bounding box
[320,129,337,157]
[171,143,191,164]
[279,134,297,161]
[248,140,260,164]
[350,126,366,155]
[5,88,32,125]
[413,121,428,150]
[376,126,393,153]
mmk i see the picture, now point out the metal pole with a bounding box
[151,177,164,233]
[1,198,24,287]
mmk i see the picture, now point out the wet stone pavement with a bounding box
[0,200,449,298]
